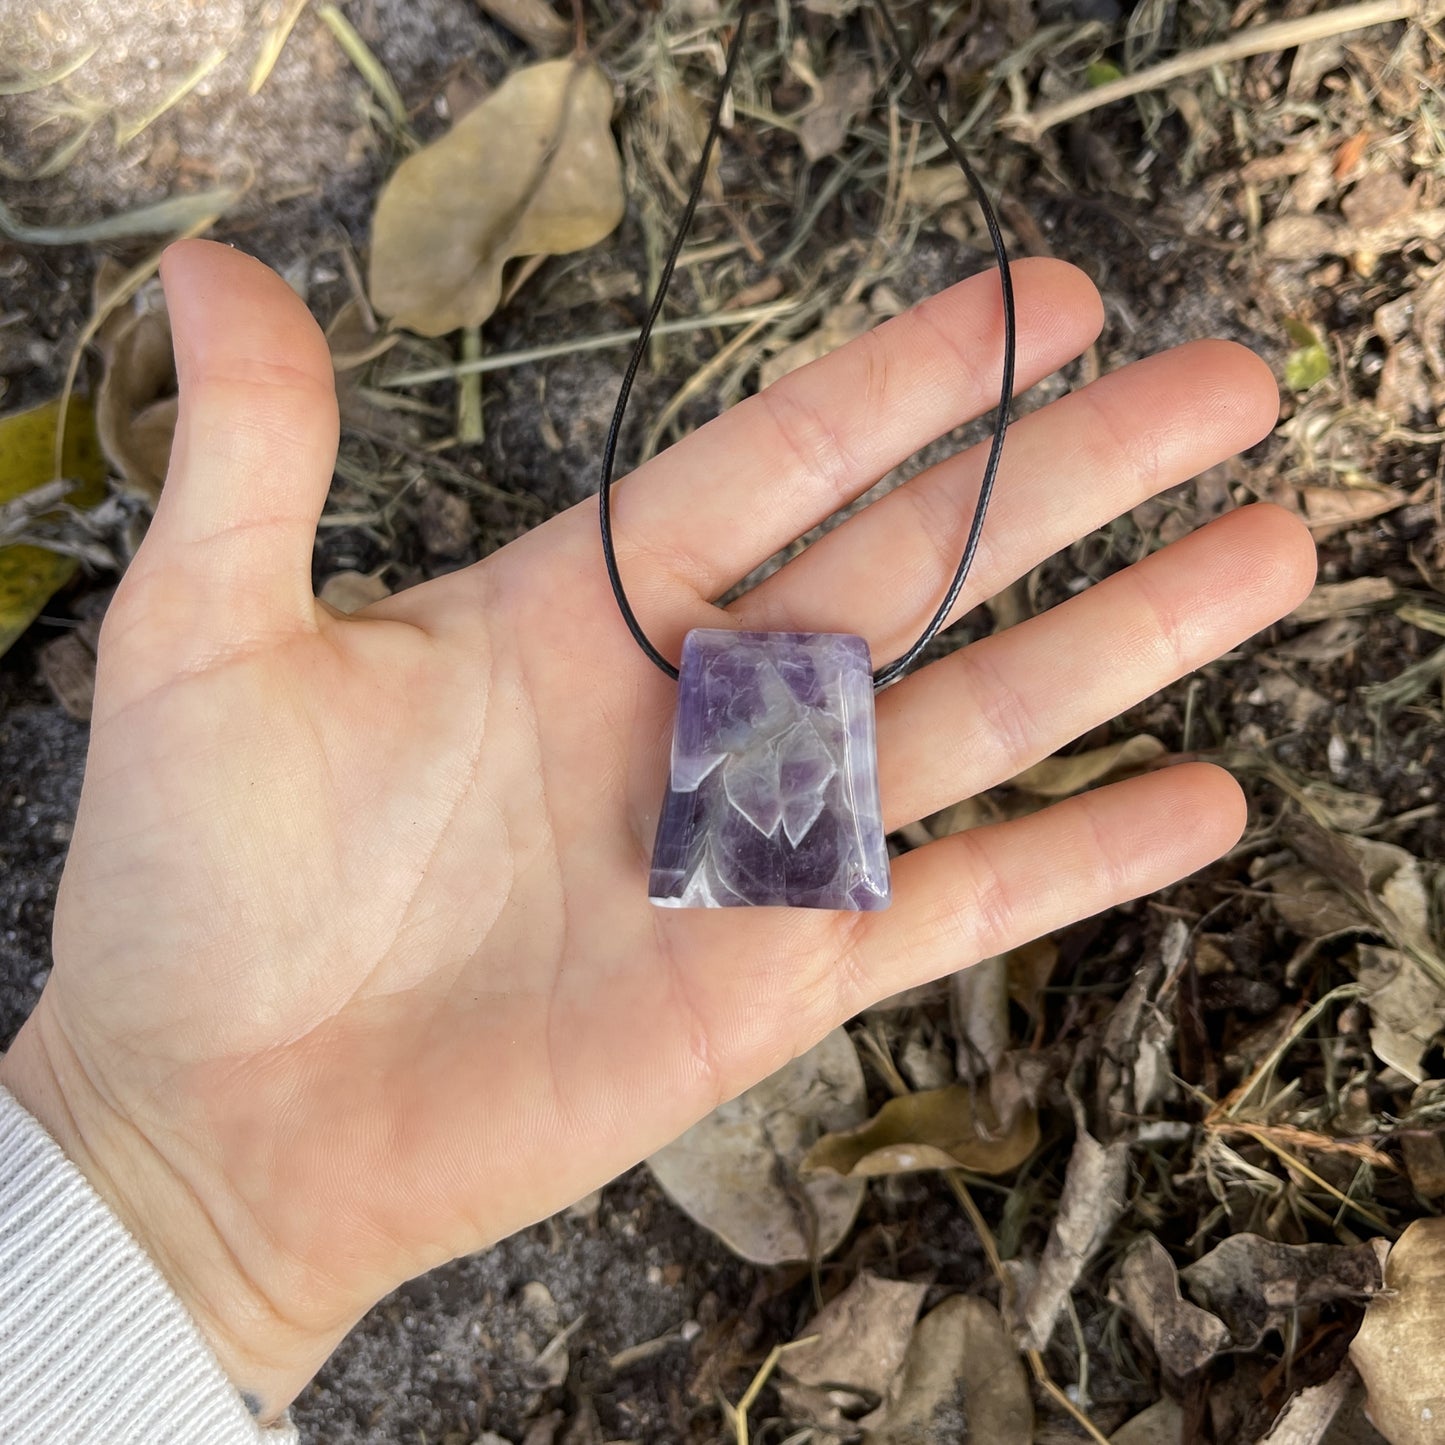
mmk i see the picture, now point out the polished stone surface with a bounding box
[648,630,891,910]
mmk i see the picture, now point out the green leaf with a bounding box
[1285,343,1331,392]
[0,397,106,658]
[1086,59,1124,87]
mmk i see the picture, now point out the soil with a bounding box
[3,1,1443,1442]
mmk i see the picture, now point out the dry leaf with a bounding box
[1286,816,1445,988]
[1009,734,1165,798]
[759,302,872,389]
[1108,1236,1232,1377]
[1355,944,1445,1085]
[37,630,96,720]
[861,1296,1032,1445]
[1290,577,1398,624]
[1008,1122,1129,1352]
[94,302,176,502]
[781,1273,928,1397]
[1264,209,1445,260]
[1258,1369,1360,1445]
[1350,1219,1445,1445]
[799,63,873,162]
[1298,484,1408,537]
[319,570,391,614]
[326,298,399,372]
[1110,1399,1185,1445]
[1181,1235,1388,1350]
[646,1027,866,1265]
[1274,617,1367,665]
[801,1082,1038,1179]
[903,165,971,211]
[475,0,570,55]
[951,954,1009,1081]
[369,59,624,335]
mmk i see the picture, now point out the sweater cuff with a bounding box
[0,1085,298,1444]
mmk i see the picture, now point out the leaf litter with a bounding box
[5,0,1445,1441]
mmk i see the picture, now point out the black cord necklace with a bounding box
[604,0,1017,912]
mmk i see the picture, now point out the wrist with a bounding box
[0,1001,339,1420]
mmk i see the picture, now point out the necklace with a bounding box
[601,0,1017,911]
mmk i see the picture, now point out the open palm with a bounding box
[1,241,1314,1414]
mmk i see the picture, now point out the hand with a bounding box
[0,241,1314,1417]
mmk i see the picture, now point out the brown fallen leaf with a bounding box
[646,1027,867,1266]
[781,1273,928,1398]
[326,297,399,372]
[800,1082,1039,1179]
[475,0,570,55]
[1108,1236,1232,1378]
[861,1295,1032,1445]
[1298,484,1408,537]
[1007,1121,1129,1352]
[1286,815,1445,989]
[1008,734,1165,798]
[1290,577,1399,624]
[1350,1219,1445,1445]
[319,570,391,614]
[1264,209,1445,261]
[37,629,96,720]
[369,58,624,335]
[799,62,873,162]
[1181,1235,1388,1350]
[1355,944,1445,1085]
[95,301,177,501]
[1110,1398,1185,1445]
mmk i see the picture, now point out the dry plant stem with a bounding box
[317,2,409,130]
[864,1027,1110,1445]
[381,298,800,386]
[1015,0,1428,137]
[249,0,313,95]
[458,327,484,443]
[0,45,96,96]
[115,46,228,146]
[723,1338,816,1445]
[640,315,772,461]
[945,1173,1110,1445]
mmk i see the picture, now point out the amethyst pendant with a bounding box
[648,629,891,910]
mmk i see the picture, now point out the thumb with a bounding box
[124,239,339,653]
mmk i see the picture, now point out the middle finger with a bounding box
[730,339,1281,661]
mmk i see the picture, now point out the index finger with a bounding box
[606,258,1102,603]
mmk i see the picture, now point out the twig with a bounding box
[317,2,409,131]
[1012,0,1428,139]
[379,299,801,386]
[866,1029,1111,1445]
[250,0,312,95]
[457,327,484,444]
[721,1337,817,1445]
[945,1174,1111,1445]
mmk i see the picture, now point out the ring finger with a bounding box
[875,502,1317,830]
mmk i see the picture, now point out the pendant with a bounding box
[648,629,891,910]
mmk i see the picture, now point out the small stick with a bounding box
[1013,0,1427,139]
[380,298,801,387]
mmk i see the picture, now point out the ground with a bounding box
[2,1,1443,1441]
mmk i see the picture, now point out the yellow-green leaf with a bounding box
[801,1084,1039,1179]
[368,59,624,336]
[0,398,106,658]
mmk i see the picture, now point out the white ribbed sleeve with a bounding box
[0,1086,298,1444]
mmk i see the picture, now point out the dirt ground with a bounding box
[3,0,1444,1441]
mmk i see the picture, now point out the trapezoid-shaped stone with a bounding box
[648,629,891,911]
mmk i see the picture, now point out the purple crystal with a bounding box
[649,630,891,910]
